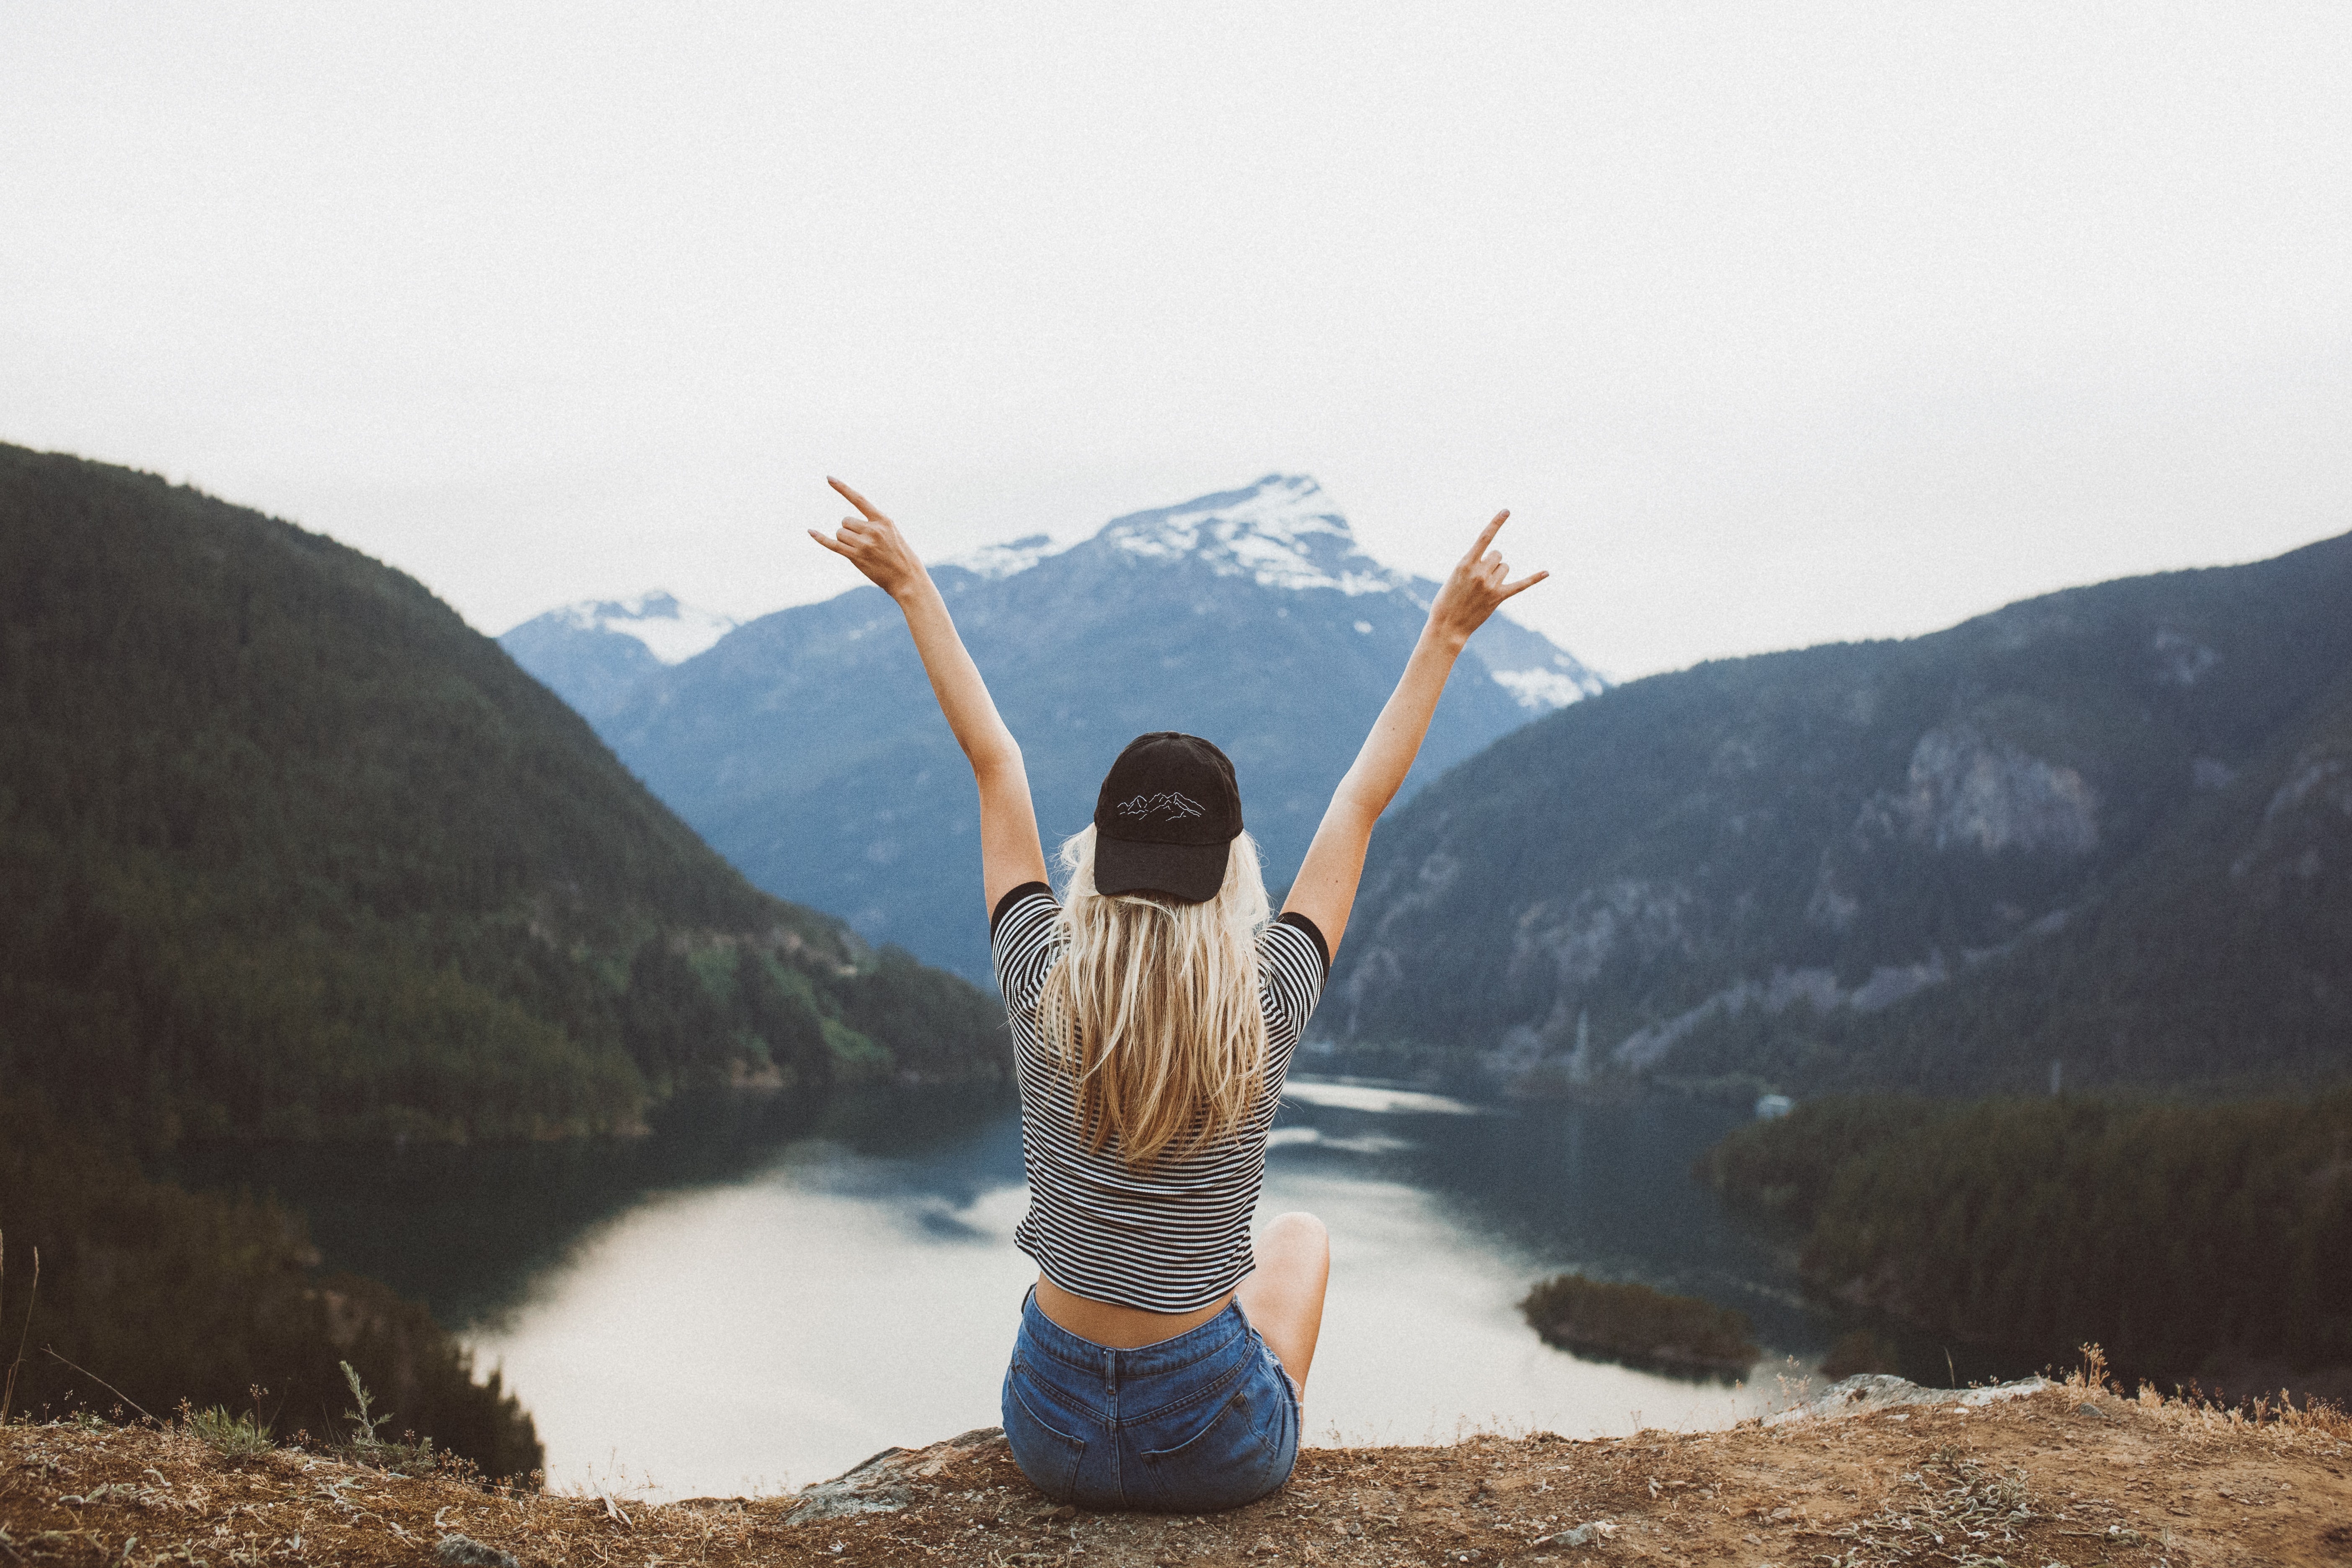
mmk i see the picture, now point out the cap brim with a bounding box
[1094,835,1229,904]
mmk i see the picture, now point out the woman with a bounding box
[810,479,1545,1511]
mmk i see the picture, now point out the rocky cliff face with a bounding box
[1329,529,2352,1095]
[1871,723,2102,856]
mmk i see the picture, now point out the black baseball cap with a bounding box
[1092,732,1244,903]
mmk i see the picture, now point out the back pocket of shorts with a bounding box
[1002,1364,1087,1501]
[1137,1378,1287,1511]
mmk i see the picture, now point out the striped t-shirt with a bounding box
[990,882,1329,1313]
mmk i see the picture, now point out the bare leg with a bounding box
[1235,1211,1330,1395]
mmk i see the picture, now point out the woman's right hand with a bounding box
[1425,510,1548,651]
[809,477,931,603]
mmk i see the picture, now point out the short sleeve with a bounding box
[1275,910,1329,977]
[990,883,1063,1010]
[1256,914,1327,1068]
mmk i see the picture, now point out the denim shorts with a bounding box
[1001,1287,1300,1512]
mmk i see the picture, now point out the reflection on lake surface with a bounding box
[170,1081,1833,1499]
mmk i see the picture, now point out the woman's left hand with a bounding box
[809,478,929,602]
[1426,509,1548,651]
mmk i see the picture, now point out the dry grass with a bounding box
[2,1359,2348,1566]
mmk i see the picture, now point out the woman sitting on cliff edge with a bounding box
[811,480,1546,1512]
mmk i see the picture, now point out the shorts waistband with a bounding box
[1019,1287,1253,1380]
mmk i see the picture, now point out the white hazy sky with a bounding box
[5,3,2348,679]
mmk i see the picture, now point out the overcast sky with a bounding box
[5,4,2347,679]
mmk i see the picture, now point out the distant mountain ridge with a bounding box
[1328,528,2352,1095]
[499,590,736,724]
[504,475,1604,981]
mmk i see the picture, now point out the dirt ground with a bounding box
[4,1373,2349,1566]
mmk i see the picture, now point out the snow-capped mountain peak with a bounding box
[1099,475,1407,597]
[942,533,1070,580]
[499,474,1613,979]
[552,591,735,665]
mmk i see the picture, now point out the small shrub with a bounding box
[335,1361,440,1476]
[183,1404,272,1462]
[341,1361,386,1446]
[360,1431,444,1478]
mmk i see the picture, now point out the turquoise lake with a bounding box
[173,1080,1849,1499]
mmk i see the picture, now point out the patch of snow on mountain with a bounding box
[1470,633,1608,712]
[556,591,736,664]
[1490,667,1595,710]
[944,533,1068,580]
[1103,475,1406,597]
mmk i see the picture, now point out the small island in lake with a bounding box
[1519,1273,1759,1379]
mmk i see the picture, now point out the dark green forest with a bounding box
[0,444,1006,1145]
[0,443,1010,1473]
[1700,1093,2352,1386]
[1517,1273,1757,1380]
[1331,529,2352,1097]
[0,1094,542,1478]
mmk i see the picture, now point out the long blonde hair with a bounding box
[1038,824,1271,1168]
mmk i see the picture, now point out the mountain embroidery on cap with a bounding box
[1116,792,1206,824]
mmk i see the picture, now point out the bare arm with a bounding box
[1283,509,1547,955]
[809,479,1049,911]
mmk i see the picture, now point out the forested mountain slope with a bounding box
[0,444,1003,1145]
[1329,530,2352,1094]
[516,475,1604,982]
[1702,1091,2352,1387]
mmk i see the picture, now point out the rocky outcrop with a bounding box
[1865,724,2099,856]
[779,1425,1006,1524]
[1769,1372,2051,1424]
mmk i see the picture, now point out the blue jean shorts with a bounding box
[1001,1287,1300,1512]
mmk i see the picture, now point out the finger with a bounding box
[1496,570,1550,601]
[1461,509,1509,565]
[807,528,855,560]
[828,476,888,523]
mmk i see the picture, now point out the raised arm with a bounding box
[809,478,1049,910]
[1282,510,1547,955]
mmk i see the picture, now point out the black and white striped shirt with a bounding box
[990,883,1329,1313]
